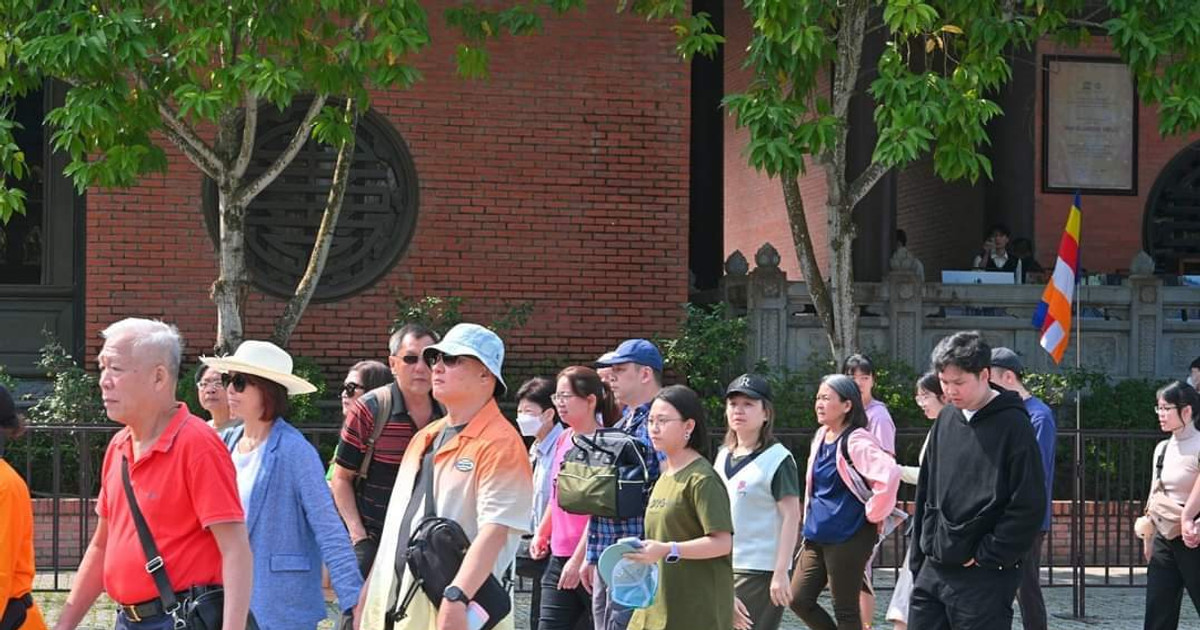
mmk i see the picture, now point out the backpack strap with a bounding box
[357,384,395,483]
[121,456,181,617]
[385,435,438,626]
[837,428,873,505]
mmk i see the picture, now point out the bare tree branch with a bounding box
[847,161,890,208]
[236,94,327,206]
[158,124,220,181]
[231,91,258,179]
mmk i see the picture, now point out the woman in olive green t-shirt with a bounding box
[624,385,736,630]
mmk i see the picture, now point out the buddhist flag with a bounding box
[1032,193,1081,364]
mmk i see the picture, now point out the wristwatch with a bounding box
[443,585,470,606]
[665,541,681,564]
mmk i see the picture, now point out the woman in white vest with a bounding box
[716,374,801,630]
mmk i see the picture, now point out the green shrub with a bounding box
[26,334,106,426]
[393,294,533,338]
[657,303,748,421]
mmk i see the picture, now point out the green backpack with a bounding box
[557,428,652,519]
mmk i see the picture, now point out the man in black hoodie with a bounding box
[908,331,1047,630]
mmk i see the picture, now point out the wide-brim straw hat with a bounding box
[200,340,317,396]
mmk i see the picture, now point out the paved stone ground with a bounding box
[33,569,1200,629]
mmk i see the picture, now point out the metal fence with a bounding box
[17,423,1164,617]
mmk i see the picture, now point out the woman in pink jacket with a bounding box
[790,374,900,630]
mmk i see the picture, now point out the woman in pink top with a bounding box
[530,366,620,630]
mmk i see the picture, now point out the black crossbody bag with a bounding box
[384,440,511,630]
[121,456,258,630]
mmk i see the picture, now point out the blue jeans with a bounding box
[115,612,176,630]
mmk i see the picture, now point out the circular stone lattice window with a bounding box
[203,100,419,302]
[1144,142,1200,274]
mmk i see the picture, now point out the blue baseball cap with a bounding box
[422,323,507,396]
[595,339,663,372]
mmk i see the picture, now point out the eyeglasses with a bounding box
[1154,405,1180,414]
[647,416,683,429]
[221,372,251,393]
[197,378,223,390]
[550,392,577,404]
[342,382,366,397]
[394,354,421,365]
[423,352,466,369]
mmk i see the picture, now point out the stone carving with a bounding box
[724,250,749,276]
[755,242,782,269]
[889,245,924,274]
[1082,337,1118,371]
[1169,338,1200,370]
[1140,285,1157,305]
[1130,250,1156,276]
[1141,316,1158,374]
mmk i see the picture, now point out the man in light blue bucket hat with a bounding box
[361,323,532,630]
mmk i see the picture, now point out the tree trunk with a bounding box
[212,182,250,355]
[271,100,361,347]
[780,175,838,358]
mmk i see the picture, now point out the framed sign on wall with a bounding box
[1042,55,1138,195]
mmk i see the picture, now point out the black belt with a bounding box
[119,586,220,623]
[18,595,32,609]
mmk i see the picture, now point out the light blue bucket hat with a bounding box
[422,323,507,396]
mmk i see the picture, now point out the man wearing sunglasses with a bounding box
[361,323,533,630]
[332,323,443,577]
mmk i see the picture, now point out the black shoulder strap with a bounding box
[121,456,180,614]
[386,436,439,622]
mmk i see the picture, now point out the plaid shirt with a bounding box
[585,401,662,564]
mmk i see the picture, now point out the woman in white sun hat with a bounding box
[203,340,362,630]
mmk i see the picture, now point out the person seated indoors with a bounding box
[972,223,1018,273]
[1011,237,1043,284]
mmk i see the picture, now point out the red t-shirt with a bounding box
[97,404,244,604]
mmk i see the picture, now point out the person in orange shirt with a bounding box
[1,384,46,630]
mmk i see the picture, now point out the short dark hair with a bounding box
[350,360,392,392]
[389,323,439,356]
[931,331,991,376]
[0,385,23,439]
[896,229,908,246]
[516,377,556,413]
[558,366,621,426]
[1190,356,1200,372]
[842,353,875,377]
[1159,380,1200,416]
[654,385,710,458]
[195,363,212,384]
[240,372,289,423]
[917,371,944,398]
[988,223,1012,238]
[820,374,869,432]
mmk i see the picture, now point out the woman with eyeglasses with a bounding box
[340,360,392,419]
[203,341,362,630]
[885,372,944,630]
[790,374,900,630]
[196,364,237,431]
[1137,381,1200,630]
[716,374,800,630]
[529,367,619,630]
[624,385,735,630]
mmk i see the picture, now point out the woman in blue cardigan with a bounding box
[203,341,362,630]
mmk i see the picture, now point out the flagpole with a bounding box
[1072,193,1085,619]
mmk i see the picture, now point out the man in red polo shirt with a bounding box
[53,318,252,630]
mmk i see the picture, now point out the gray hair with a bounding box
[101,318,184,378]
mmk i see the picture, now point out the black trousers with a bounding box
[1144,534,1200,630]
[1016,531,1047,630]
[538,556,593,630]
[909,560,1022,630]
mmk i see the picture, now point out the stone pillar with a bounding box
[747,243,789,368]
[1128,251,1163,378]
[886,247,926,370]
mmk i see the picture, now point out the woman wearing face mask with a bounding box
[514,376,563,630]
[203,341,362,630]
[716,374,800,630]
[885,372,945,630]
[1138,381,1200,630]
[529,367,619,630]
[790,374,900,630]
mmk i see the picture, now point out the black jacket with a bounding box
[910,387,1046,573]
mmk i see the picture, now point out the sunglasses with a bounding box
[393,354,421,365]
[221,372,252,393]
[342,382,366,397]
[423,352,466,369]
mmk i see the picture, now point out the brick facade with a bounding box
[84,4,691,382]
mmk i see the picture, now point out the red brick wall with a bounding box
[1035,38,1200,273]
[84,4,690,382]
[722,0,829,280]
[895,157,987,281]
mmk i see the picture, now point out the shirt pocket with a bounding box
[270,553,312,572]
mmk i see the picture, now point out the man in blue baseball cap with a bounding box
[566,339,664,630]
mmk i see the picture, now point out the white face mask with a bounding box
[516,413,545,437]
